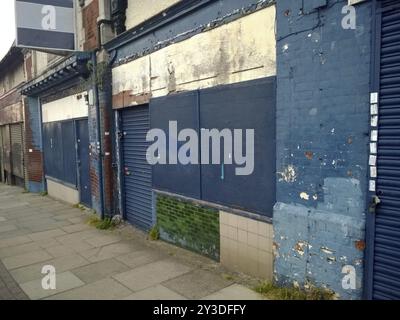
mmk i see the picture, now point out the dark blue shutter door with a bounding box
[374,0,400,300]
[121,106,153,230]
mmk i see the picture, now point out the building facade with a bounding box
[1,0,399,300]
[0,45,26,188]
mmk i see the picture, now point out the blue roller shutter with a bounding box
[121,106,153,230]
[372,0,400,300]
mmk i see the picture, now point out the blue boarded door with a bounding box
[76,119,92,208]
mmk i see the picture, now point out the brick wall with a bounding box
[273,0,372,299]
[82,0,99,51]
[157,194,220,261]
[97,60,114,216]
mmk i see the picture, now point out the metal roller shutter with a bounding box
[1,125,11,174]
[0,127,3,182]
[373,0,400,300]
[10,123,24,179]
[121,106,153,230]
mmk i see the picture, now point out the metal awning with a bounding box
[21,53,91,96]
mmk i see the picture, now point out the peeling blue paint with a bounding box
[274,0,372,299]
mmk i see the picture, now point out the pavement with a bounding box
[0,184,265,300]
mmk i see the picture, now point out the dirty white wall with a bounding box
[29,51,64,78]
[126,0,182,30]
[0,62,25,94]
[112,6,276,107]
[42,92,88,123]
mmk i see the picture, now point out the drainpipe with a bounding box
[91,52,105,219]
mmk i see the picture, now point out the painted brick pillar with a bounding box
[97,54,115,216]
[23,96,45,193]
[88,84,103,216]
[274,0,372,299]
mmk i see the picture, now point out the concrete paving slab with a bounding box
[0,224,17,233]
[55,230,100,245]
[20,271,85,300]
[115,250,166,269]
[0,257,29,300]
[33,238,63,249]
[71,259,130,284]
[61,223,91,234]
[10,254,90,284]
[47,278,132,300]
[0,235,32,249]
[0,229,34,240]
[124,284,187,300]
[28,229,67,241]
[67,217,87,224]
[85,234,122,248]
[163,269,233,299]
[0,202,29,210]
[79,241,142,263]
[113,259,192,292]
[45,245,76,258]
[0,242,41,259]
[2,250,53,270]
[61,240,95,253]
[0,185,262,301]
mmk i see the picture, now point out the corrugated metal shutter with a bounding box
[121,106,153,230]
[1,125,11,174]
[10,123,24,179]
[0,127,3,182]
[373,0,400,300]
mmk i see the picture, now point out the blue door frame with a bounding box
[76,119,92,208]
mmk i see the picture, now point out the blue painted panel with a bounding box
[150,91,201,199]
[150,78,276,216]
[61,121,77,186]
[43,120,77,186]
[200,78,276,216]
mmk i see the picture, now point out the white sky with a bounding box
[0,0,16,61]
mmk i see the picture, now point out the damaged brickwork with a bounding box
[274,0,372,299]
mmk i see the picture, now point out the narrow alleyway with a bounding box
[0,184,264,300]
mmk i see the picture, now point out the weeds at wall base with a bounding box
[254,281,335,300]
[87,215,116,230]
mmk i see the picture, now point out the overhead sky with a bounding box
[0,0,16,61]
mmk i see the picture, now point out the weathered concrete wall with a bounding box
[42,92,88,123]
[47,179,79,204]
[0,89,23,125]
[274,0,372,299]
[0,63,25,94]
[112,5,276,107]
[126,0,182,30]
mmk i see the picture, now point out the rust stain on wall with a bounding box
[112,91,152,109]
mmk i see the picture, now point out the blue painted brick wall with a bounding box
[274,0,372,299]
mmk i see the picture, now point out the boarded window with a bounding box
[150,77,276,216]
